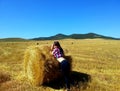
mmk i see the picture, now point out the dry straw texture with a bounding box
[0,71,11,84]
[23,45,72,86]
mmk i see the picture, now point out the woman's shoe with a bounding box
[65,89,70,91]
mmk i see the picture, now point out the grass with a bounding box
[0,39,120,91]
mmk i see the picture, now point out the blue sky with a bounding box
[0,0,120,39]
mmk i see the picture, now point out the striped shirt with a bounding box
[52,48,63,58]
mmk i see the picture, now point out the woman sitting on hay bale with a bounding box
[51,41,71,91]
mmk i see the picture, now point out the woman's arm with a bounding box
[51,44,54,51]
[50,44,54,56]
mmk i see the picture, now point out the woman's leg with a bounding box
[61,60,70,89]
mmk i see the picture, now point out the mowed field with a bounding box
[0,39,120,91]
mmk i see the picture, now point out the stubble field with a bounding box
[0,39,120,91]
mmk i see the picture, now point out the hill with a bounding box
[0,33,119,42]
[31,33,119,40]
[0,38,28,42]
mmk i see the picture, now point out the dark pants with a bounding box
[60,60,70,89]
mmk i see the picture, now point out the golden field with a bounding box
[0,39,120,91]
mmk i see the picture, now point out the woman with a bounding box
[51,41,70,91]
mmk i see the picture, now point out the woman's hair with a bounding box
[53,41,64,56]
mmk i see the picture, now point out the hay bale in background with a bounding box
[23,45,72,86]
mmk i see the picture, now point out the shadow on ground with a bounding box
[43,71,91,90]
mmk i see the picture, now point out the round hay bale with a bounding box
[23,45,72,86]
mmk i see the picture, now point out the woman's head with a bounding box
[53,41,61,48]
